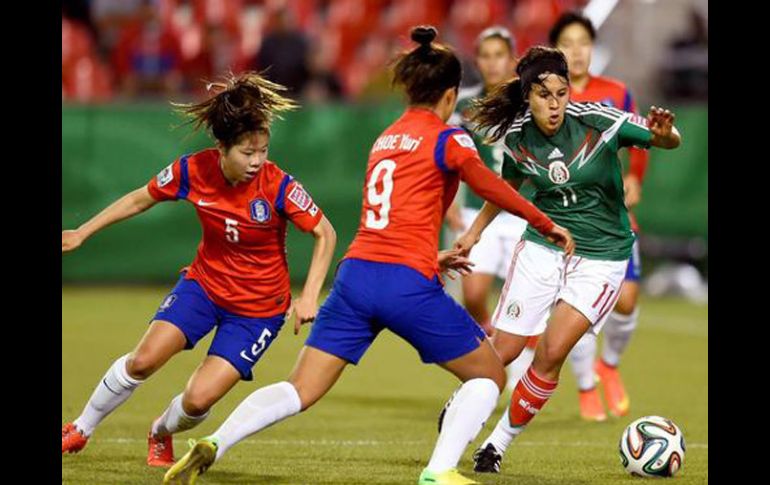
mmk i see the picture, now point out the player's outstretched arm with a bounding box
[62,186,159,253]
[289,215,337,335]
[647,106,681,149]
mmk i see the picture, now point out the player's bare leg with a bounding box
[63,321,186,454]
[597,281,639,416]
[418,339,505,484]
[149,356,241,467]
[462,272,496,336]
[475,302,591,473]
[164,346,347,484]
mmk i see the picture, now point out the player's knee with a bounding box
[289,379,321,412]
[491,366,507,392]
[125,352,158,380]
[181,389,215,417]
[613,297,636,316]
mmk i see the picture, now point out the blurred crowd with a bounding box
[62,0,589,102]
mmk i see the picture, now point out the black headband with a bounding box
[519,57,569,94]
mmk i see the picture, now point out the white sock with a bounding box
[568,333,598,391]
[73,354,143,436]
[505,347,535,392]
[152,394,209,438]
[426,378,500,473]
[210,381,302,460]
[482,405,523,454]
[601,308,639,367]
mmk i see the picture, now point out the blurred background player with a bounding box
[164,26,573,485]
[550,11,651,422]
[455,46,681,474]
[444,26,540,390]
[61,72,337,468]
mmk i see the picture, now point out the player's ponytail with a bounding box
[471,46,569,142]
[392,25,462,106]
[173,71,298,148]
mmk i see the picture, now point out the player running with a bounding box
[164,26,573,485]
[456,46,680,473]
[551,11,652,421]
[61,72,337,468]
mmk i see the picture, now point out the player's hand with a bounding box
[62,230,84,253]
[288,295,318,335]
[438,248,475,280]
[453,230,480,256]
[545,224,575,256]
[647,106,675,139]
[623,173,642,208]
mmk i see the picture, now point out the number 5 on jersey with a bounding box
[365,159,396,230]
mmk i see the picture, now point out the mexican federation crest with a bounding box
[548,161,570,184]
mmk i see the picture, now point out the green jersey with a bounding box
[450,85,536,210]
[501,102,652,260]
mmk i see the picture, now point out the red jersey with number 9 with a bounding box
[345,108,483,279]
[146,148,323,317]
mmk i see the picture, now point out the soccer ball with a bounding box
[619,416,685,478]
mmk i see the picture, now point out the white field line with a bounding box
[99,437,708,449]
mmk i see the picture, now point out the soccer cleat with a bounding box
[472,443,502,473]
[418,467,479,484]
[595,359,630,417]
[62,422,88,454]
[147,430,175,468]
[163,437,218,485]
[578,387,607,422]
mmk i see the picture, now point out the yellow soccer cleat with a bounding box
[163,437,217,485]
[418,467,479,484]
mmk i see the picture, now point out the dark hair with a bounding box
[470,46,569,142]
[476,26,516,56]
[392,26,462,105]
[549,11,596,46]
[174,71,298,149]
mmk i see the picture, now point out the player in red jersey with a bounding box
[61,73,337,468]
[549,11,649,421]
[166,27,573,485]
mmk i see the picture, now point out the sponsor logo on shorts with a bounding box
[157,164,174,187]
[250,198,271,223]
[159,294,177,311]
[548,161,570,184]
[506,300,522,319]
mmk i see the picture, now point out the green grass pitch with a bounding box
[62,287,707,484]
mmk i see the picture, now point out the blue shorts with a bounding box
[152,275,285,381]
[625,239,641,282]
[306,259,486,365]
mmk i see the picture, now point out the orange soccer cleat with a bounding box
[595,359,630,417]
[62,422,89,454]
[578,387,607,422]
[147,431,175,468]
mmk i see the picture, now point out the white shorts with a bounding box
[492,241,628,337]
[462,208,528,280]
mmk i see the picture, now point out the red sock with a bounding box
[509,366,558,426]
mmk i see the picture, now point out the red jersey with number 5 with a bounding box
[146,148,323,317]
[343,107,553,279]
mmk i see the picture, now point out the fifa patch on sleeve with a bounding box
[287,184,312,211]
[628,114,649,129]
[157,164,174,187]
[452,133,477,150]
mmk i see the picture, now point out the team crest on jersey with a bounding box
[287,184,312,211]
[157,164,174,187]
[250,198,272,223]
[159,294,177,311]
[506,301,522,319]
[548,161,570,184]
